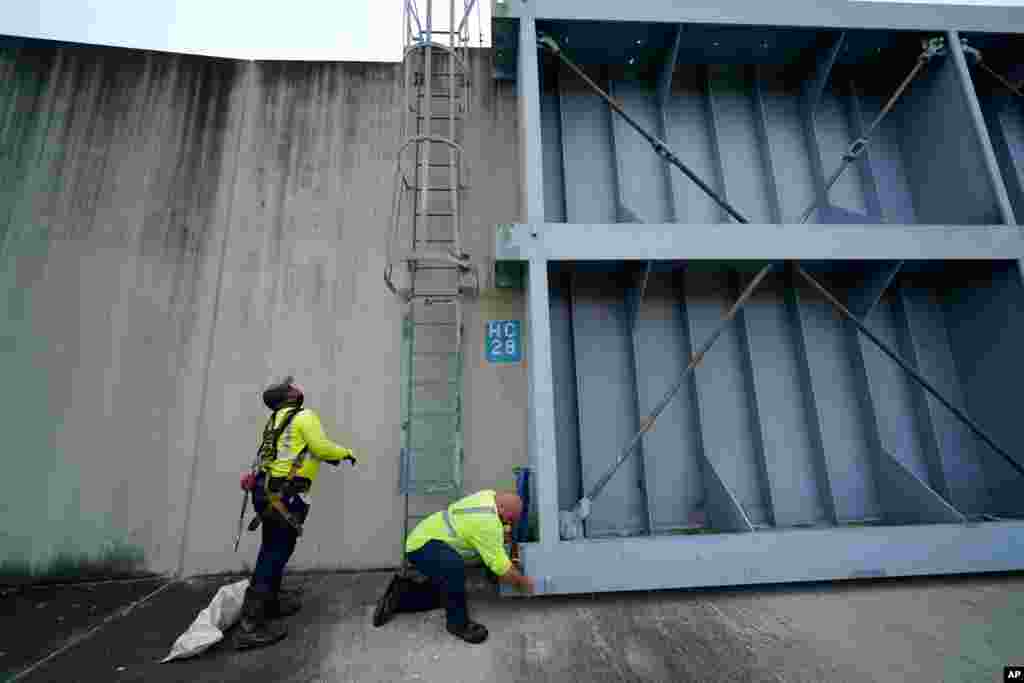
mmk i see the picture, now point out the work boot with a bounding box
[233,587,288,650]
[266,590,302,619]
[446,621,488,644]
[372,574,406,627]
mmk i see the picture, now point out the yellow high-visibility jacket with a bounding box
[405,490,513,577]
[262,408,353,484]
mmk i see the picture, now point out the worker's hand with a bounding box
[343,453,357,467]
[520,575,536,595]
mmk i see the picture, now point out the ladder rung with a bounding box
[417,115,464,121]
[410,105,464,113]
[416,211,455,217]
[411,187,456,192]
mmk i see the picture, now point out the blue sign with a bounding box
[485,320,521,363]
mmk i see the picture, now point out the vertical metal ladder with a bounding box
[387,0,480,566]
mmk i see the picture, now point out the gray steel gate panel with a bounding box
[944,263,1024,517]
[791,274,881,523]
[541,88,567,223]
[848,91,918,225]
[758,65,818,223]
[896,57,1004,225]
[571,269,648,537]
[857,291,933,485]
[631,269,704,532]
[981,93,1024,224]
[662,66,723,224]
[706,64,775,224]
[740,269,829,527]
[609,80,673,223]
[559,64,616,224]
[899,275,993,515]
[549,267,581,512]
[684,268,771,527]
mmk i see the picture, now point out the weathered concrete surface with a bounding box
[8,572,1024,682]
[0,39,246,580]
[0,36,524,580]
[182,54,523,577]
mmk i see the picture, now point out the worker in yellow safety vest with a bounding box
[234,376,358,650]
[371,489,535,644]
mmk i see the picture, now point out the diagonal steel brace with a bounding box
[794,263,1024,480]
[561,262,775,538]
[538,34,750,225]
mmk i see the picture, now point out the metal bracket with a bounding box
[959,38,982,66]
[843,138,868,162]
[921,36,947,61]
[537,34,561,55]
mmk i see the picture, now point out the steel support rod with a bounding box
[793,263,1024,480]
[797,39,941,224]
[456,0,479,38]
[538,34,751,225]
[977,60,1024,99]
[576,263,775,516]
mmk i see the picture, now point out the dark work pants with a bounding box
[399,540,469,628]
[250,473,309,596]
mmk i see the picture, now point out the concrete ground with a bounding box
[4,571,1024,682]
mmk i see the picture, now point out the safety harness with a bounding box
[247,406,310,536]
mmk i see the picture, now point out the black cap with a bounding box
[262,375,298,410]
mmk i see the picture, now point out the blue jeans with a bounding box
[400,540,469,628]
[250,472,309,595]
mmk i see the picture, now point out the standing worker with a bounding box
[234,376,358,650]
[372,490,535,644]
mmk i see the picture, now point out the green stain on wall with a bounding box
[1,49,125,583]
[0,538,149,586]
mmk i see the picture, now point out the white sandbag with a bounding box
[160,579,249,663]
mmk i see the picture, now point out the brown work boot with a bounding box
[233,587,288,650]
[446,620,488,644]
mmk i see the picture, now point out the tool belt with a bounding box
[248,471,311,536]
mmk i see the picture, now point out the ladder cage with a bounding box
[392,0,480,559]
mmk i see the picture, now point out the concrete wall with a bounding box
[0,38,524,582]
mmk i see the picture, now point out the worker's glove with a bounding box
[343,453,357,467]
[240,471,257,491]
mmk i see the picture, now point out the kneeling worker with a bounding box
[372,490,535,643]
